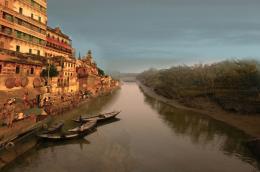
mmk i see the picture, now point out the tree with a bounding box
[41,64,59,78]
[98,68,105,76]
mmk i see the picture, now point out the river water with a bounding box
[2,82,260,172]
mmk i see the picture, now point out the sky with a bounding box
[48,0,260,72]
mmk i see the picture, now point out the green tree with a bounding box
[41,64,59,78]
[98,68,105,76]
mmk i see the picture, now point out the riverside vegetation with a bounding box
[137,60,260,114]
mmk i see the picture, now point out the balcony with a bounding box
[19,0,47,15]
[47,37,72,50]
[0,26,13,37]
[2,6,47,29]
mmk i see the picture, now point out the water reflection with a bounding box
[38,138,90,154]
[141,87,258,166]
[2,83,260,172]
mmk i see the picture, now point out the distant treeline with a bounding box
[137,60,260,113]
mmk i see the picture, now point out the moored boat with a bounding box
[37,120,97,141]
[73,111,121,123]
[68,120,97,132]
[42,121,64,134]
[37,133,81,141]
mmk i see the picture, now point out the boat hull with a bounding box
[73,111,121,123]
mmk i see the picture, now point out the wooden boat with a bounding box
[73,111,121,123]
[37,133,81,141]
[38,120,97,141]
[42,121,64,134]
[68,120,97,132]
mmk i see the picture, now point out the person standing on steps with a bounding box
[7,98,16,128]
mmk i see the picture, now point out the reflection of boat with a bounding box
[38,120,97,141]
[39,138,91,149]
[98,118,121,127]
[42,121,64,134]
[73,111,121,123]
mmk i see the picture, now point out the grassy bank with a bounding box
[137,80,260,138]
[137,60,260,137]
[137,60,260,113]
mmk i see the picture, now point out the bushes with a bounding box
[137,60,260,113]
[98,68,105,76]
[41,64,59,78]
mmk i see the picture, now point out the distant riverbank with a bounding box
[137,80,260,138]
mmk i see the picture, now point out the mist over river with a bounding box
[3,82,260,172]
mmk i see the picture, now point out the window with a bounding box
[0,41,4,48]
[17,19,22,25]
[38,17,41,22]
[19,8,23,14]
[16,31,22,38]
[16,66,20,74]
[29,49,32,54]
[37,50,40,55]
[30,68,34,75]
[5,0,8,7]
[4,13,13,22]
[16,45,20,52]
[31,13,34,19]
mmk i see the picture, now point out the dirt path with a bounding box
[137,81,260,138]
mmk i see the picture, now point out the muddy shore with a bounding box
[137,80,260,138]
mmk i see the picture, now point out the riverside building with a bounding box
[0,0,47,56]
[45,26,77,93]
[0,0,47,92]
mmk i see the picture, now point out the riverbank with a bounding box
[137,80,260,138]
[0,84,120,141]
[0,84,120,170]
[2,82,259,172]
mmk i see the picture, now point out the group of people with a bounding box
[0,98,16,128]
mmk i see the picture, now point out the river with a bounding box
[2,82,260,172]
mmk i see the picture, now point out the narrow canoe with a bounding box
[42,121,64,134]
[68,120,97,132]
[38,121,97,141]
[73,111,121,123]
[37,133,81,141]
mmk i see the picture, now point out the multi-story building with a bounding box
[0,0,47,56]
[45,26,73,59]
[0,0,47,92]
[76,51,101,95]
[45,26,77,93]
[0,0,103,95]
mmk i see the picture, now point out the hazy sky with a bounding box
[48,0,260,72]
